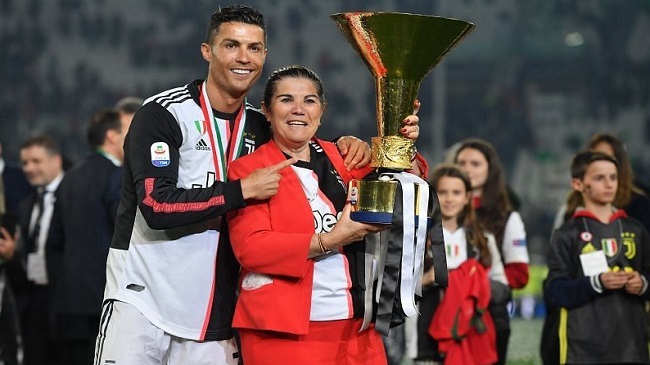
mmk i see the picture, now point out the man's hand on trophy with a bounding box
[401,99,421,140]
[336,136,372,171]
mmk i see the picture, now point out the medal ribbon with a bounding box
[392,172,430,307]
[199,81,247,182]
[371,172,430,335]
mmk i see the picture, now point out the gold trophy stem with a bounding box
[372,77,421,168]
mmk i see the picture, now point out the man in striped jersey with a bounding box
[94,5,371,365]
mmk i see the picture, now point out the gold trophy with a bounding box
[332,12,474,223]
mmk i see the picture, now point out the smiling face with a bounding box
[20,145,62,188]
[201,21,267,104]
[436,175,470,222]
[456,147,489,195]
[263,77,324,152]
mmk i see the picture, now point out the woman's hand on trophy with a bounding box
[308,204,387,259]
[326,203,388,247]
[401,99,421,140]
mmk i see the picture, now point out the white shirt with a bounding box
[27,172,64,285]
[442,227,469,270]
[442,226,508,285]
[291,165,352,321]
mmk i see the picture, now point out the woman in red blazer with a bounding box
[227,65,425,365]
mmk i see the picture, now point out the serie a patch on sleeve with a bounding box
[513,239,527,247]
[150,142,171,167]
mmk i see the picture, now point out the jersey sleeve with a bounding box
[485,232,508,286]
[501,211,530,288]
[638,225,650,299]
[501,211,529,264]
[127,102,183,182]
[127,102,245,230]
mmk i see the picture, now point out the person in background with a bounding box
[227,65,424,365]
[6,135,64,365]
[94,6,372,365]
[115,96,144,126]
[545,133,650,364]
[454,138,529,365]
[47,108,135,365]
[407,164,505,365]
[553,133,649,231]
[586,133,650,229]
[544,150,650,364]
[0,142,33,365]
[0,143,34,215]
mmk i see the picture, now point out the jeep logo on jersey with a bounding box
[314,210,342,233]
[150,142,170,167]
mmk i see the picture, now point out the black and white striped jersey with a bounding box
[105,80,271,341]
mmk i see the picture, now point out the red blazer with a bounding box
[227,138,372,335]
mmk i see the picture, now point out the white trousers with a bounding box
[94,300,239,365]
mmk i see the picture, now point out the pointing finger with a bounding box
[268,157,297,173]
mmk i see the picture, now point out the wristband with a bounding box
[411,146,418,162]
[317,233,330,254]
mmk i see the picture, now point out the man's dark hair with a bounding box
[206,5,266,45]
[115,96,143,115]
[20,135,60,156]
[570,150,618,179]
[87,109,122,149]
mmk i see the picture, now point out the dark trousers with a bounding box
[0,282,19,365]
[20,284,60,365]
[52,314,101,365]
[494,327,511,365]
[488,299,511,365]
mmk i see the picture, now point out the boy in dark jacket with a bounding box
[544,150,650,364]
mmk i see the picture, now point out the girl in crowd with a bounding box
[408,164,506,364]
[454,138,529,365]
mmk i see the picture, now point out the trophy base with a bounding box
[350,211,431,227]
[348,176,432,227]
[350,211,394,225]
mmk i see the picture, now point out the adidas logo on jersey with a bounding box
[195,139,211,151]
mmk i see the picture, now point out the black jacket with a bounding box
[47,152,122,315]
[544,209,650,364]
